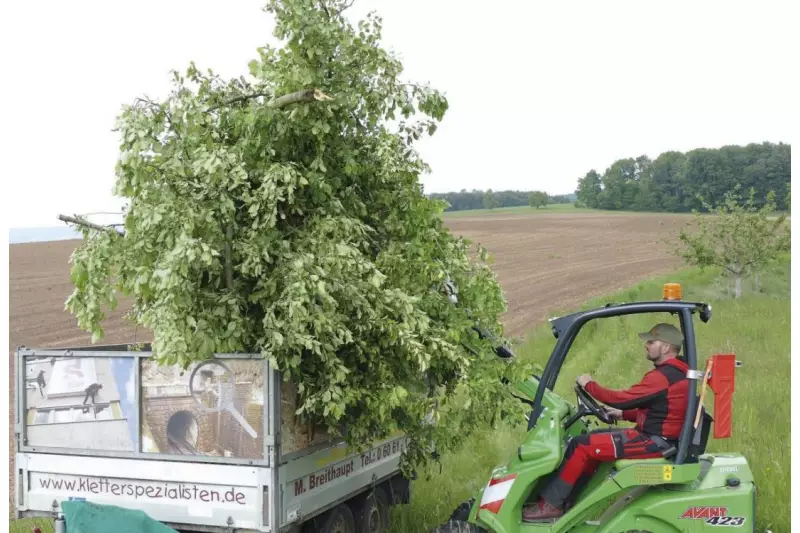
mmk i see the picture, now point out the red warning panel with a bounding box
[708,354,737,438]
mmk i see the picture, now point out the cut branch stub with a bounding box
[269,88,334,109]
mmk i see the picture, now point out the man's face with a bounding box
[645,339,665,361]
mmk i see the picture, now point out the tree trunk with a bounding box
[225,224,233,290]
[755,272,761,292]
[734,276,742,299]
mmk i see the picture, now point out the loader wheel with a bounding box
[429,519,485,533]
[354,487,389,533]
[447,498,475,522]
[321,504,356,533]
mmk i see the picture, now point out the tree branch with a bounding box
[207,88,334,112]
[336,0,355,15]
[208,92,272,112]
[58,214,124,235]
[318,0,332,18]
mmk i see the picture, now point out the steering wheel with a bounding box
[575,385,615,425]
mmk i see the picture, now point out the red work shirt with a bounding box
[584,356,689,439]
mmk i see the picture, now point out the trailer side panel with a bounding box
[18,453,270,531]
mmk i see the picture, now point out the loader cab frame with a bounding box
[527,299,712,465]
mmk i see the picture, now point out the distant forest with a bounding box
[575,142,790,212]
[427,190,576,212]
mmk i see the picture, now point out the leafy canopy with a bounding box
[64,0,532,472]
[528,191,548,208]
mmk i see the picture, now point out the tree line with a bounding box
[575,142,790,212]
[428,190,576,211]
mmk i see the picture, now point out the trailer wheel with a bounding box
[320,504,356,533]
[354,487,389,533]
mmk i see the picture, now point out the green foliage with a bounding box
[482,189,499,210]
[429,190,575,212]
[575,170,601,209]
[575,143,791,213]
[63,0,534,473]
[674,185,790,298]
[528,191,548,208]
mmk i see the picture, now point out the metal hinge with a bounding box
[686,370,706,380]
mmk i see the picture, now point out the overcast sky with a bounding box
[1,0,796,228]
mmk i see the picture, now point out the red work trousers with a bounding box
[540,428,666,508]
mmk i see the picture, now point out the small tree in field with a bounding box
[529,191,548,208]
[483,189,499,210]
[675,185,790,298]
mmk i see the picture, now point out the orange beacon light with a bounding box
[663,283,682,300]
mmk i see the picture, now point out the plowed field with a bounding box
[8,211,690,507]
[444,212,688,337]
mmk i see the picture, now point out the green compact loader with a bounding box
[439,282,752,533]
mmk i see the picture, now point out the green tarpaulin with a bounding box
[60,501,178,533]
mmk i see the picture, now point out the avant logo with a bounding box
[680,506,746,527]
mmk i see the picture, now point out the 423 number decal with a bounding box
[680,507,746,527]
[706,516,746,527]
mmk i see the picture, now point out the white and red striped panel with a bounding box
[479,473,517,514]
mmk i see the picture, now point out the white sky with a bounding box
[1,0,797,228]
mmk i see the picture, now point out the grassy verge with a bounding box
[9,517,52,533]
[10,258,789,533]
[390,255,789,533]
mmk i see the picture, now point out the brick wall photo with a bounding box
[140,363,265,459]
[142,395,220,455]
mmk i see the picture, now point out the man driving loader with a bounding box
[522,322,689,521]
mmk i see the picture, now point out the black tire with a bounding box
[353,487,390,533]
[429,519,485,533]
[320,504,356,533]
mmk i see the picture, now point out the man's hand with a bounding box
[576,374,593,388]
[605,407,623,421]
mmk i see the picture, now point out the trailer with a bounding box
[13,344,413,533]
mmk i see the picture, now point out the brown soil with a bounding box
[7,211,689,507]
[444,212,687,337]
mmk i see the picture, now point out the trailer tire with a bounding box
[320,504,356,533]
[353,487,389,533]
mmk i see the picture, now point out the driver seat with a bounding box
[611,440,676,474]
[612,403,714,471]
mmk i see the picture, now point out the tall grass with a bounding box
[390,256,790,533]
